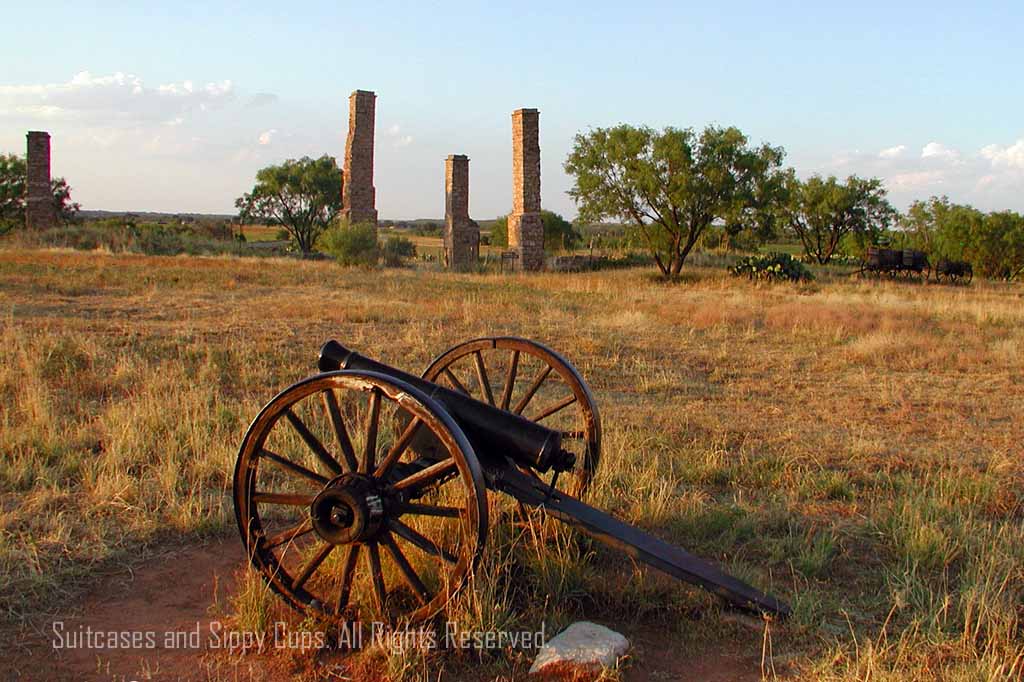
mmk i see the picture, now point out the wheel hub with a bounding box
[310,474,384,545]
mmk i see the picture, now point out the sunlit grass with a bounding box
[0,247,1021,679]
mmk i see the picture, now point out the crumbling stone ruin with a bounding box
[26,131,56,229]
[342,90,378,226]
[443,154,480,270]
[507,108,544,271]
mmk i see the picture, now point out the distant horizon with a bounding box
[2,1,1021,217]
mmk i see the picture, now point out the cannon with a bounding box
[233,338,789,626]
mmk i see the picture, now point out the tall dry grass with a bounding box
[0,247,1021,679]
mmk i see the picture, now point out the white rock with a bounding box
[529,621,630,676]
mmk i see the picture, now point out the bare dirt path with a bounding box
[1,539,776,681]
[1,537,257,682]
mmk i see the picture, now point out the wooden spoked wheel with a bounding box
[422,337,601,499]
[233,370,488,626]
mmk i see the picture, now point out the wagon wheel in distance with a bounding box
[422,337,601,500]
[234,371,488,626]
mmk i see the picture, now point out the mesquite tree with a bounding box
[235,155,343,255]
[564,124,785,278]
[782,173,895,264]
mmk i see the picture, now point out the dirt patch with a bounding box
[1,537,256,682]
[0,539,789,681]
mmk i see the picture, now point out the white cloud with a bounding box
[921,141,960,162]
[980,139,1024,170]
[878,144,907,159]
[384,122,413,148]
[0,71,237,124]
[246,93,278,108]
[258,129,276,145]
[887,170,947,190]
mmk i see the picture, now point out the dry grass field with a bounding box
[1,247,1022,680]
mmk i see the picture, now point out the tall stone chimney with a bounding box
[508,109,543,271]
[444,154,479,270]
[26,131,56,229]
[342,90,378,225]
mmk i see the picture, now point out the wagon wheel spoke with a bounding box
[443,368,471,396]
[499,350,520,410]
[374,417,422,479]
[292,542,334,590]
[366,542,387,613]
[260,448,328,486]
[381,531,430,605]
[561,429,586,439]
[322,390,359,473]
[335,544,360,614]
[252,492,315,506]
[390,458,457,494]
[472,351,495,406]
[531,394,577,422]
[264,519,314,550]
[388,518,458,563]
[512,365,552,415]
[362,388,381,474]
[285,409,343,476]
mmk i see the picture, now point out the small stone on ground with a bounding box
[530,621,630,676]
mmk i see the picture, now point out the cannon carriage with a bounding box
[233,338,789,628]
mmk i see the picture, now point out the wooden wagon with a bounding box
[859,247,930,280]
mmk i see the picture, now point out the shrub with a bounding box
[382,236,416,267]
[731,252,813,282]
[320,221,379,267]
[12,219,253,257]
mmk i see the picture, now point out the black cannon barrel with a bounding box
[319,340,566,473]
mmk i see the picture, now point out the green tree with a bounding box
[974,211,1024,280]
[564,124,785,278]
[489,210,583,252]
[0,153,80,232]
[51,177,81,223]
[781,173,895,264]
[235,155,342,255]
[901,196,982,261]
[0,154,25,233]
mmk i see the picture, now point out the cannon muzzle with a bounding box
[319,340,567,473]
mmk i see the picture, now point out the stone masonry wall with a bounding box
[444,154,479,270]
[342,90,378,225]
[508,109,543,271]
[26,131,55,229]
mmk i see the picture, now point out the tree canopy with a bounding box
[235,155,343,255]
[564,124,785,278]
[904,196,1024,280]
[781,173,895,264]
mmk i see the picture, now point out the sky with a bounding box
[1,0,1022,218]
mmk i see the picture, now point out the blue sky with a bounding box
[2,0,1021,217]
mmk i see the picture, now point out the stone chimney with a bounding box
[508,109,543,270]
[444,154,479,270]
[342,90,378,225]
[26,131,56,229]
